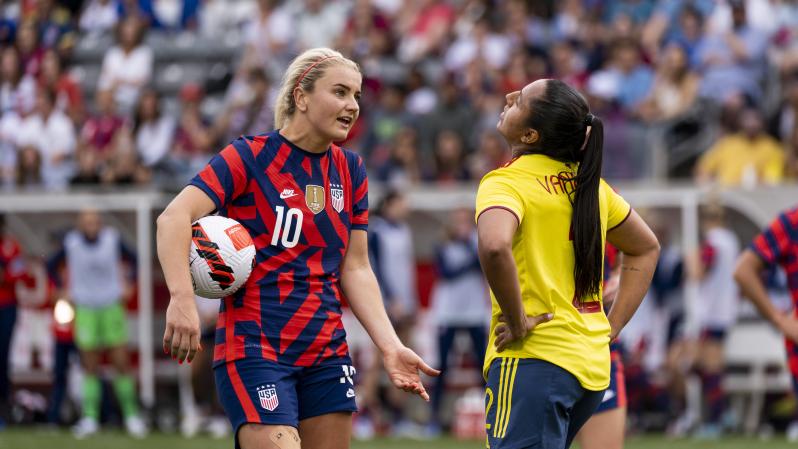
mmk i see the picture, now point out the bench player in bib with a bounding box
[475,79,660,449]
[157,48,439,449]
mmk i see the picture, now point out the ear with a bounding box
[294,88,308,113]
[520,128,539,145]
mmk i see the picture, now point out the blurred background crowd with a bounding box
[1,0,798,443]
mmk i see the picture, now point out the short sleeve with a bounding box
[751,213,793,266]
[350,154,369,230]
[475,171,524,224]
[602,179,632,231]
[189,140,249,211]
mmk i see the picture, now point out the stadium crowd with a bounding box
[1,0,798,442]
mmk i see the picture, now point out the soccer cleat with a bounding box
[124,415,149,439]
[72,417,99,439]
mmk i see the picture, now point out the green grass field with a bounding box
[0,429,796,449]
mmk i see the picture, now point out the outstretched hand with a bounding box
[494,313,553,352]
[383,346,440,401]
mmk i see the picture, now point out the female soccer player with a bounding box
[475,79,660,449]
[157,47,438,449]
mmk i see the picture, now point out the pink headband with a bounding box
[294,56,336,91]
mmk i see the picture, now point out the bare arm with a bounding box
[606,210,660,340]
[157,185,216,363]
[477,208,525,335]
[340,230,439,400]
[734,250,789,330]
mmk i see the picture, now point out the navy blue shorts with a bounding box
[485,357,604,449]
[594,347,626,414]
[214,358,358,447]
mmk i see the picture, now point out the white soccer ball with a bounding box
[189,216,255,299]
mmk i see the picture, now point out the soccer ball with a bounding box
[189,216,255,299]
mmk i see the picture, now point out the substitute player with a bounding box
[157,47,438,449]
[476,79,660,449]
[733,206,798,440]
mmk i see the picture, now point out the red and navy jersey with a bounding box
[751,207,798,306]
[190,130,369,367]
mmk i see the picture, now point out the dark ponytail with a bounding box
[572,115,603,301]
[521,79,604,301]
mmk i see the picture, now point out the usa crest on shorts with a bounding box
[331,183,344,213]
[257,384,279,411]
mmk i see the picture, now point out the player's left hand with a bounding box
[383,346,440,401]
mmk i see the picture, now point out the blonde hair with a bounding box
[273,48,361,129]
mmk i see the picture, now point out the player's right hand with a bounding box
[777,313,798,344]
[163,295,201,364]
[494,313,553,352]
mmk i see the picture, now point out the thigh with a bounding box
[485,358,584,449]
[74,306,101,351]
[299,412,351,449]
[238,424,301,449]
[296,363,358,422]
[574,407,626,449]
[98,303,128,348]
[214,358,300,445]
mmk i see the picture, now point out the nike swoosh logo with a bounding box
[280,192,298,199]
[602,389,616,403]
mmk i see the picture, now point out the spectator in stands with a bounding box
[0,214,25,429]
[101,125,150,186]
[403,67,437,115]
[428,208,488,436]
[444,16,511,73]
[294,0,347,51]
[165,83,214,183]
[550,40,589,91]
[468,130,510,181]
[694,0,768,102]
[79,0,120,35]
[363,83,410,161]
[396,0,455,63]
[47,209,147,438]
[591,38,655,112]
[16,88,76,190]
[98,15,153,115]
[0,45,36,114]
[431,129,470,183]
[215,67,273,144]
[769,71,798,143]
[35,0,76,52]
[70,148,101,186]
[375,126,422,187]
[696,107,785,187]
[637,41,700,122]
[79,89,126,164]
[132,88,174,169]
[336,0,391,61]
[37,48,84,125]
[690,204,740,438]
[14,137,41,188]
[241,0,293,81]
[15,19,43,77]
[419,80,474,159]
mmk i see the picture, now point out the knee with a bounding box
[239,424,301,449]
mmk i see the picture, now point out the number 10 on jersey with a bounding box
[271,206,303,248]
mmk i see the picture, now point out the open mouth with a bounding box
[337,116,353,126]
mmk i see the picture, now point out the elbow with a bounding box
[478,238,511,262]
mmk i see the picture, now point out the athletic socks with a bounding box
[112,375,139,419]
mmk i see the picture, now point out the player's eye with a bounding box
[335,89,345,97]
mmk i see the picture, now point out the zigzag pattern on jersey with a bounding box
[191,222,235,290]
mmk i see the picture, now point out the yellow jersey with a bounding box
[475,154,631,390]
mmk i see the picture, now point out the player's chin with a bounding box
[329,124,351,141]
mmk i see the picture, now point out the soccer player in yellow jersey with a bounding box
[475,79,660,449]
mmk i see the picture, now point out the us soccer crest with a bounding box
[331,183,344,213]
[305,185,325,214]
[257,384,279,411]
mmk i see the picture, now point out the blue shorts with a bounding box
[214,358,358,447]
[485,357,604,449]
[594,346,626,414]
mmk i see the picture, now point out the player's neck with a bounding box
[279,125,330,154]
